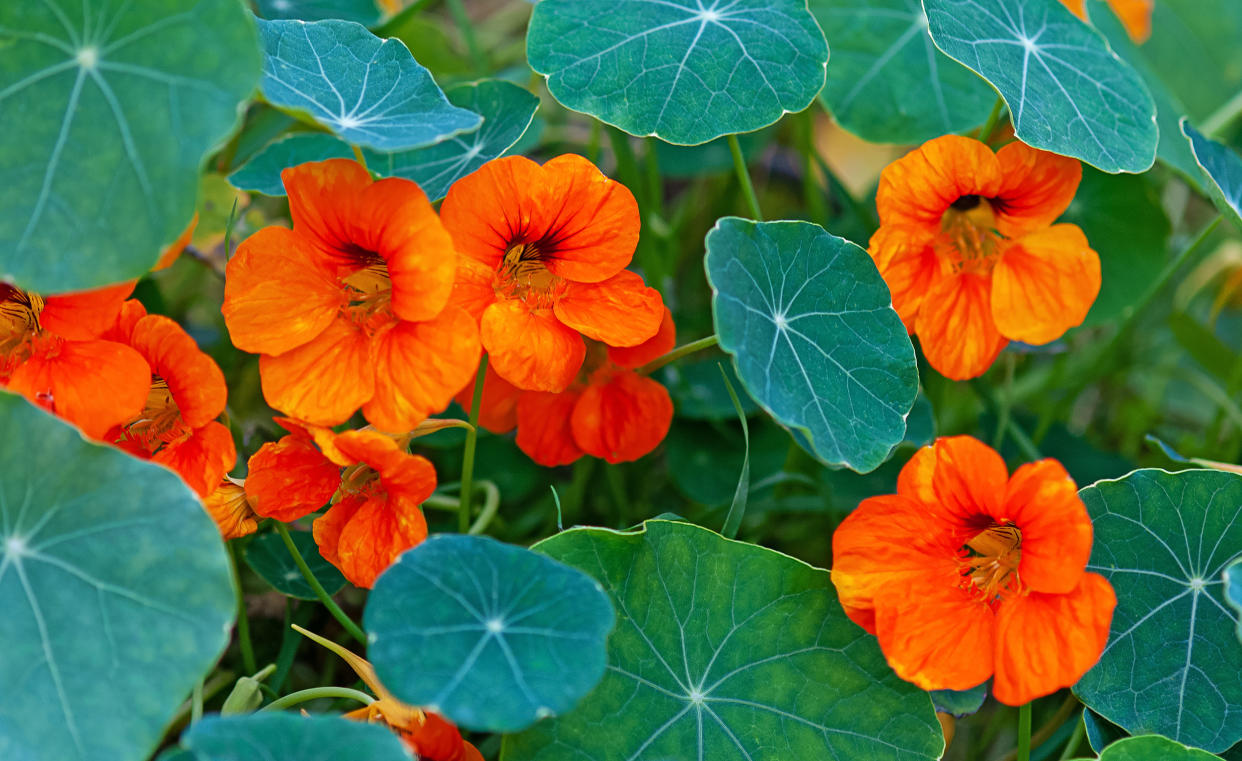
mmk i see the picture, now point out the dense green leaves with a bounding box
[365,534,614,732]
[810,0,993,143]
[1077,469,1242,753]
[705,218,918,473]
[177,713,411,761]
[527,0,828,145]
[0,394,234,761]
[243,529,345,601]
[0,0,260,293]
[1183,121,1242,231]
[506,520,944,761]
[924,0,1157,173]
[257,18,479,150]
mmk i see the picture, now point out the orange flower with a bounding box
[439,155,664,392]
[454,363,522,435]
[870,135,1099,380]
[245,417,344,522]
[202,476,259,540]
[831,436,1116,705]
[1060,0,1152,43]
[222,159,480,432]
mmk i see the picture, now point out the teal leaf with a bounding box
[179,713,411,761]
[1225,558,1242,645]
[1077,468,1242,753]
[243,529,345,601]
[0,393,234,761]
[810,0,994,144]
[1083,707,1128,755]
[930,682,988,718]
[923,0,1157,174]
[526,0,828,145]
[704,217,918,473]
[254,0,383,26]
[365,534,614,733]
[256,18,480,151]
[227,133,353,195]
[1094,735,1226,761]
[0,0,260,293]
[505,520,944,761]
[1183,120,1242,232]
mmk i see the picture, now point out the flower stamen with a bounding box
[959,522,1022,601]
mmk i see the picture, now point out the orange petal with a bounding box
[992,573,1116,705]
[333,492,429,588]
[202,478,259,540]
[1003,460,1092,594]
[152,213,199,271]
[516,390,584,467]
[364,308,481,433]
[480,300,585,392]
[1109,0,1152,43]
[406,712,476,761]
[223,226,343,356]
[40,281,136,340]
[314,495,365,568]
[876,135,1003,229]
[259,316,376,426]
[153,421,237,498]
[993,141,1082,237]
[448,256,498,323]
[334,430,438,504]
[991,224,1100,345]
[916,271,1007,381]
[281,158,374,262]
[896,444,937,506]
[246,434,341,521]
[1059,0,1085,19]
[273,416,348,466]
[570,369,672,463]
[440,155,543,270]
[360,177,456,322]
[868,224,942,332]
[101,300,149,344]
[608,307,676,369]
[128,314,228,428]
[454,362,521,434]
[928,435,1011,525]
[554,270,665,348]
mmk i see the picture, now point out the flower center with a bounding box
[341,247,393,319]
[0,285,44,355]
[936,196,1003,276]
[120,376,187,449]
[959,522,1022,601]
[496,243,565,307]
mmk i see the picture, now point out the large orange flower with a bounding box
[440,155,664,392]
[870,135,1099,380]
[222,159,480,432]
[831,436,1116,705]
[1061,0,1152,43]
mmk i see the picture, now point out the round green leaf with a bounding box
[257,18,480,151]
[365,534,615,733]
[1225,558,1242,645]
[243,529,346,601]
[226,132,353,195]
[505,520,944,761]
[254,0,383,26]
[527,0,828,145]
[0,394,234,761]
[1077,468,1242,753]
[1183,120,1242,233]
[1095,735,1226,761]
[180,713,411,761]
[923,0,1157,174]
[810,0,994,144]
[704,217,918,473]
[0,0,260,293]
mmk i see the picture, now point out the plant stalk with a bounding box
[274,522,366,645]
[728,134,763,220]
[459,355,488,533]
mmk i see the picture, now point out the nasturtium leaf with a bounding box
[254,0,383,26]
[1090,735,1227,761]
[1225,558,1242,645]
[810,0,994,144]
[365,534,614,732]
[930,682,988,718]
[923,0,1157,174]
[506,520,944,761]
[526,0,829,145]
[179,713,411,761]
[1077,468,1242,753]
[243,529,346,601]
[1183,121,1242,232]
[0,394,234,761]
[0,0,260,294]
[256,18,480,151]
[227,133,352,195]
[705,218,919,473]
[1084,708,1128,755]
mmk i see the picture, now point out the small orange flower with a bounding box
[831,436,1116,705]
[246,417,344,522]
[1060,0,1152,43]
[440,155,664,392]
[202,477,259,540]
[222,159,480,432]
[870,135,1100,380]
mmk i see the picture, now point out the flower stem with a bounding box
[1058,716,1085,760]
[445,0,488,75]
[351,144,368,172]
[468,480,501,535]
[260,687,375,712]
[978,95,1006,143]
[191,680,204,724]
[459,355,488,533]
[639,334,720,375]
[274,522,366,645]
[228,542,257,675]
[1018,702,1032,761]
[729,134,763,220]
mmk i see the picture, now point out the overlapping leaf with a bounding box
[176,713,410,761]
[244,529,345,601]
[1183,121,1242,232]
[226,133,352,195]
[0,0,260,293]
[254,0,383,25]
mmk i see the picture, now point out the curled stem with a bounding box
[260,687,375,713]
[639,335,720,375]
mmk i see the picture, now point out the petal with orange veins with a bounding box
[570,369,672,463]
[608,307,676,369]
[333,491,429,588]
[9,338,149,439]
[440,155,543,269]
[993,141,1082,237]
[895,444,937,506]
[259,316,376,426]
[876,135,1003,229]
[152,213,199,271]
[928,435,1011,525]
[532,154,640,283]
[449,256,499,323]
[335,430,438,505]
[992,572,1116,706]
[274,416,348,466]
[202,478,259,540]
[128,314,228,428]
[406,713,477,761]
[100,300,149,344]
[992,225,1100,346]
[153,421,237,498]
[481,300,585,392]
[916,271,1007,381]
[868,224,943,331]
[314,495,365,568]
[223,226,343,356]
[364,308,481,433]
[454,362,521,434]
[554,270,664,348]
[246,434,341,521]
[40,281,136,340]
[1003,459,1092,594]
[516,390,584,467]
[281,158,374,259]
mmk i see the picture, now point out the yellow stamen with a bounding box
[497,243,565,306]
[960,522,1022,600]
[937,197,1003,275]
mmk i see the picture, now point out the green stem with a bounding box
[228,542,257,676]
[351,144,368,173]
[992,353,1016,450]
[460,355,488,533]
[274,522,366,645]
[1018,703,1032,761]
[644,139,663,217]
[260,687,375,713]
[191,680,204,724]
[445,0,487,74]
[1203,88,1242,136]
[468,481,501,535]
[728,134,763,220]
[639,335,720,375]
[971,379,1041,461]
[1058,717,1085,760]
[798,108,829,224]
[978,95,1006,143]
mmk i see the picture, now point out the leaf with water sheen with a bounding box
[527,0,828,145]
[1183,121,1242,232]
[365,534,614,732]
[243,529,346,601]
[923,0,1157,173]
[705,218,918,473]
[0,394,234,761]
[1076,468,1242,753]
[178,713,411,761]
[0,0,260,293]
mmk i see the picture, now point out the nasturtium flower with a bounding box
[870,135,1100,380]
[440,154,664,392]
[202,477,259,540]
[246,417,344,522]
[1060,0,1152,43]
[831,435,1116,706]
[222,159,480,432]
